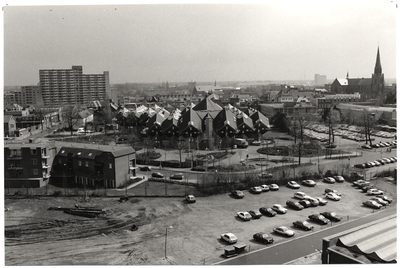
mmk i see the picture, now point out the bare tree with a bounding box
[62,105,80,136]
[361,110,376,146]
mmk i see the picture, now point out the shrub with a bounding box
[53,190,62,197]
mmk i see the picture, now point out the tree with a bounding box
[33,105,47,132]
[93,103,113,134]
[362,110,376,146]
[322,108,335,144]
[270,112,290,133]
[62,105,80,136]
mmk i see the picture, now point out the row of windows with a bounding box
[58,158,113,169]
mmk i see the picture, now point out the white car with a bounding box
[325,192,341,201]
[315,197,328,206]
[367,189,384,195]
[237,211,252,221]
[220,233,238,244]
[370,197,389,206]
[260,185,270,192]
[271,204,287,214]
[250,186,263,194]
[269,184,280,191]
[302,179,316,187]
[273,226,295,237]
[294,192,308,200]
[287,181,301,189]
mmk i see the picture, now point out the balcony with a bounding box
[42,164,50,169]
[8,166,23,170]
[7,154,22,159]
[43,173,51,179]
[42,154,50,159]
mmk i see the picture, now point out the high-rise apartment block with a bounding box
[4,86,43,107]
[314,74,327,85]
[39,65,110,107]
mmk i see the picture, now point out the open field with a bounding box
[5,178,396,265]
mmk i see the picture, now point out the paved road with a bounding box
[216,206,396,265]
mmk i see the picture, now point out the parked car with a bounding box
[271,204,287,214]
[323,177,336,184]
[151,172,164,178]
[259,207,277,217]
[320,212,342,222]
[250,186,263,194]
[370,197,389,206]
[170,173,184,180]
[333,176,345,182]
[325,192,341,201]
[362,185,375,193]
[357,181,371,189]
[308,214,330,225]
[304,196,319,206]
[220,233,238,244]
[293,220,314,231]
[260,185,270,192]
[253,232,274,244]
[362,200,382,209]
[273,226,295,237]
[325,188,342,196]
[302,180,316,187]
[237,211,252,221]
[269,184,280,191]
[139,166,152,171]
[381,195,393,203]
[294,191,308,200]
[353,180,366,187]
[248,210,262,219]
[299,200,312,208]
[287,181,301,189]
[231,190,245,199]
[286,200,304,210]
[315,197,328,206]
[250,140,261,146]
[361,144,372,149]
[325,143,337,149]
[185,195,196,203]
[367,189,384,195]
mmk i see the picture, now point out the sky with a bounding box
[2,0,398,86]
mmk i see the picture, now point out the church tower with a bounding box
[371,47,385,98]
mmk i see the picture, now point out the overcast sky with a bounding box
[3,0,397,86]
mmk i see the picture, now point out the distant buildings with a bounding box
[315,74,327,85]
[39,65,110,107]
[4,86,43,107]
[331,47,385,100]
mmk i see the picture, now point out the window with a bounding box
[109,163,112,169]
[85,161,89,167]
[31,149,37,155]
[31,158,38,165]
[58,158,62,164]
[78,160,82,166]
[32,169,38,175]
[77,152,82,156]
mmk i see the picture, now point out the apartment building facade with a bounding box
[4,139,57,188]
[50,144,136,189]
[39,65,110,107]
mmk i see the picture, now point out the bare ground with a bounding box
[4,178,396,265]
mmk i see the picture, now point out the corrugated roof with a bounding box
[337,216,397,263]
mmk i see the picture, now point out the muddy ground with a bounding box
[4,178,396,265]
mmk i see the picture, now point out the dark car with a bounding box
[325,143,337,148]
[253,232,274,244]
[231,190,244,199]
[308,214,330,225]
[381,195,393,203]
[286,200,304,210]
[299,200,312,208]
[248,210,262,219]
[302,180,316,187]
[293,220,314,231]
[362,185,375,193]
[320,212,342,222]
[151,172,164,178]
[139,166,152,171]
[259,207,276,217]
[170,173,184,180]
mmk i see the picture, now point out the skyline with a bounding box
[3,1,397,86]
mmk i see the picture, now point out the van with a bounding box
[234,138,249,148]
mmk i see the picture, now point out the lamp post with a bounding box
[164,226,173,259]
[205,148,208,173]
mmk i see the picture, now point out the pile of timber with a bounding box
[48,206,105,218]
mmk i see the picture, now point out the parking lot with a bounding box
[5,177,396,265]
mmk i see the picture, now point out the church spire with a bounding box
[374,46,382,75]
[346,71,349,79]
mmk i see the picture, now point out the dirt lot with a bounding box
[4,178,396,265]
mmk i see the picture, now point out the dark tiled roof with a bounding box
[57,144,135,158]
